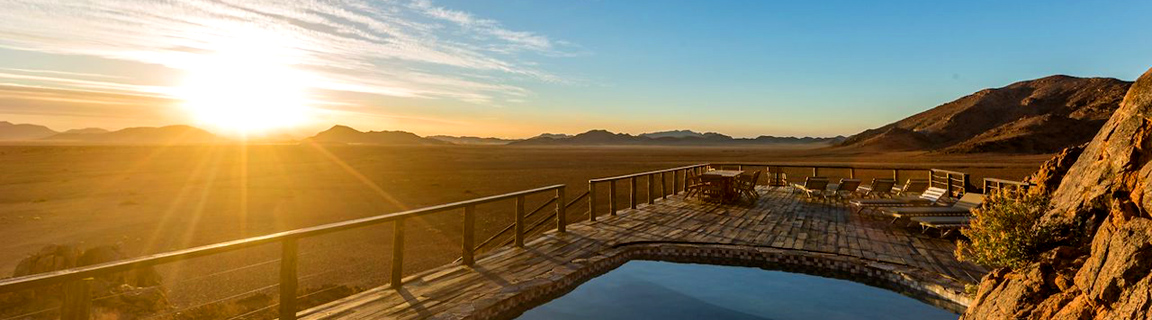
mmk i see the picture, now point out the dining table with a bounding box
[699,170,744,202]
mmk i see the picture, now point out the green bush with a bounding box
[955,190,1055,269]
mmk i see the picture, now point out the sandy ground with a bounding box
[0,144,1049,311]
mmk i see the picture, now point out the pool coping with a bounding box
[302,241,971,319]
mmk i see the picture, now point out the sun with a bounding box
[175,32,312,136]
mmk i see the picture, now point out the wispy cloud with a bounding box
[0,0,574,109]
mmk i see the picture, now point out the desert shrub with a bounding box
[956,190,1056,269]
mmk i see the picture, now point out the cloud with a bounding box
[0,0,574,109]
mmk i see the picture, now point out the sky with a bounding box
[0,0,1149,138]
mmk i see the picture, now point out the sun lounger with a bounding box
[882,193,984,223]
[848,187,948,214]
[828,178,861,201]
[893,179,930,196]
[911,216,972,237]
[792,177,829,199]
[855,178,896,198]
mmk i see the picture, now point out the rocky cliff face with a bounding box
[963,67,1152,319]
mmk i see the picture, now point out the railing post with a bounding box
[673,170,680,194]
[391,219,404,288]
[738,165,743,171]
[556,187,566,233]
[279,238,298,320]
[893,169,899,182]
[681,169,689,191]
[462,205,475,266]
[61,278,92,320]
[947,173,954,195]
[661,172,668,200]
[849,168,856,179]
[589,182,597,222]
[813,167,819,177]
[629,177,637,209]
[515,195,525,247]
[647,174,655,204]
[609,180,617,216]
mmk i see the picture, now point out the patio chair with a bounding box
[855,178,896,198]
[737,170,762,201]
[828,178,861,201]
[847,187,948,214]
[685,175,705,198]
[792,177,829,199]
[881,193,984,224]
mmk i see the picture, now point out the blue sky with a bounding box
[0,0,1148,138]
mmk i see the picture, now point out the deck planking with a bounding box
[300,187,985,319]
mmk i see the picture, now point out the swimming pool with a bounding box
[518,261,958,320]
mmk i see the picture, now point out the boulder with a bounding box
[1026,143,1087,195]
[962,67,1152,319]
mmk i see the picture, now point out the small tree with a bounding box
[955,190,1054,269]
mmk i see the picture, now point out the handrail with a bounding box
[0,183,566,320]
[589,164,708,182]
[983,178,1032,193]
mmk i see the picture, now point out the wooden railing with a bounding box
[587,164,711,218]
[0,184,567,320]
[984,178,1032,194]
[930,169,971,196]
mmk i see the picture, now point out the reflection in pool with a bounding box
[519,261,958,320]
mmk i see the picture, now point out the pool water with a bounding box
[518,261,958,320]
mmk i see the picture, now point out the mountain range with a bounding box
[838,75,1133,153]
[0,74,1133,151]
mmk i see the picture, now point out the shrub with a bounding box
[955,190,1055,269]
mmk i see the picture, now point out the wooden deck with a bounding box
[300,187,985,319]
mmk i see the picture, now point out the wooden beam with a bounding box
[514,195,525,247]
[647,174,655,204]
[589,182,597,222]
[462,206,475,266]
[61,278,91,320]
[609,181,617,216]
[279,238,298,320]
[630,177,637,209]
[391,219,404,288]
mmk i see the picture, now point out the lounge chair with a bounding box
[848,187,948,214]
[828,178,861,201]
[855,178,896,198]
[893,179,930,196]
[881,193,984,224]
[911,216,971,237]
[792,177,829,199]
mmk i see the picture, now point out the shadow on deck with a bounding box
[300,187,984,319]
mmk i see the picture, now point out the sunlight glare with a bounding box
[176,31,312,136]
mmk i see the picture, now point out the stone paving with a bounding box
[299,187,985,319]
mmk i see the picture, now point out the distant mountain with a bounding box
[427,135,520,145]
[513,129,843,146]
[839,75,1133,153]
[533,133,572,139]
[43,125,222,144]
[306,125,447,145]
[62,128,109,135]
[0,121,58,140]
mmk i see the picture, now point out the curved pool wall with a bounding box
[481,243,970,320]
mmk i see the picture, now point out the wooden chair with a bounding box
[737,171,761,201]
[685,174,705,198]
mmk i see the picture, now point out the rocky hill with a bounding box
[840,75,1132,153]
[0,121,57,140]
[962,67,1152,319]
[514,129,844,146]
[306,125,447,145]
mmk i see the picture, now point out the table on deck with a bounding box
[699,170,744,202]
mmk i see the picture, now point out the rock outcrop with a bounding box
[1025,143,1087,195]
[963,67,1152,319]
